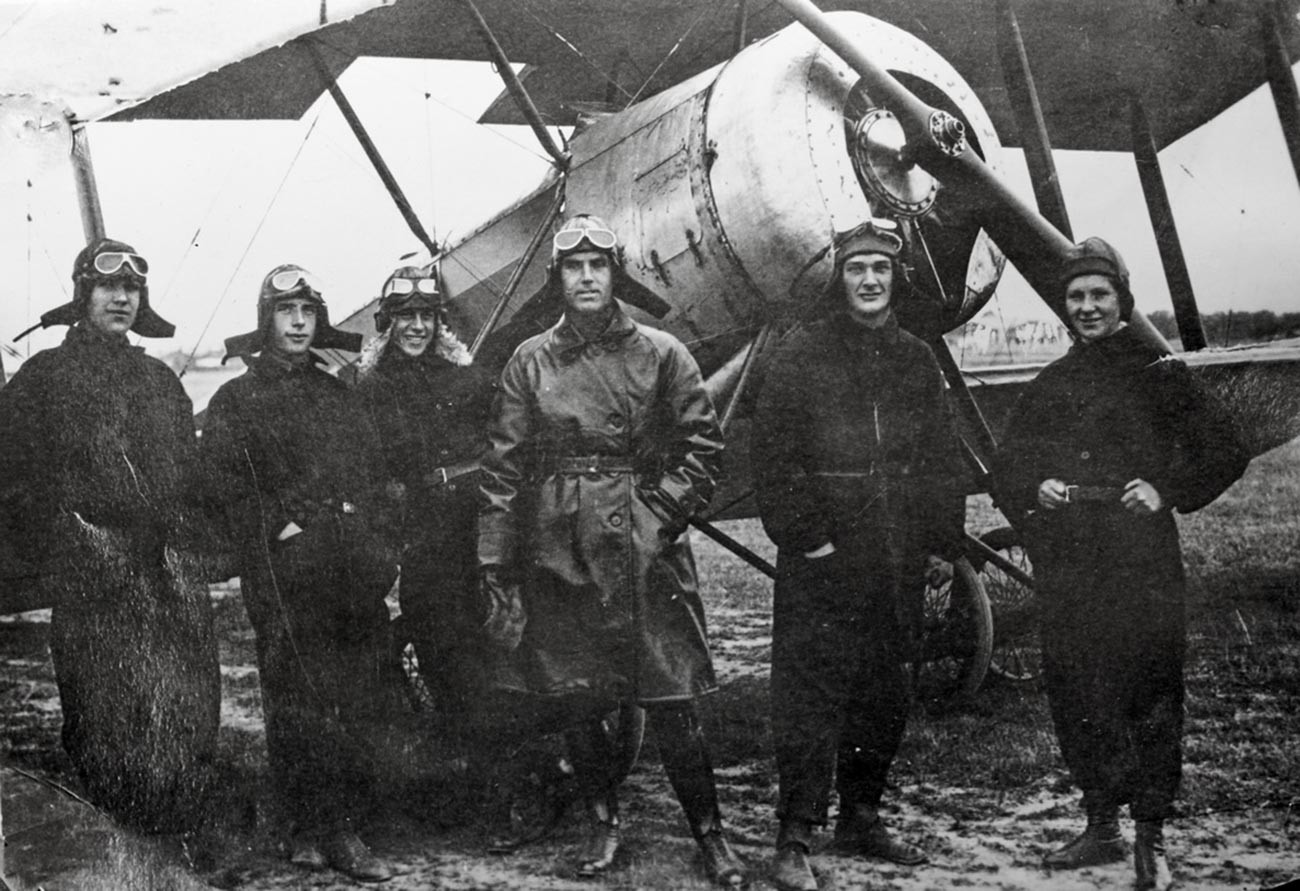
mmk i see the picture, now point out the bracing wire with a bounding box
[625,3,722,109]
[157,151,246,316]
[513,0,635,103]
[422,65,439,248]
[25,178,33,358]
[309,30,554,164]
[180,114,324,376]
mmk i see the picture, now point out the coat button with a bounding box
[609,514,623,527]
[1080,450,1091,460]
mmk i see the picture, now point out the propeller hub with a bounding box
[849,107,938,216]
[929,110,968,157]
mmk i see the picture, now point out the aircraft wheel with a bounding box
[911,555,993,703]
[973,527,1041,685]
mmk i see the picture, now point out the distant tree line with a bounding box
[1148,310,1300,347]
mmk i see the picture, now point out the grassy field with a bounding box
[3,440,1298,889]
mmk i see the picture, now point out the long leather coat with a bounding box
[478,303,724,703]
[0,324,219,830]
[997,325,1247,817]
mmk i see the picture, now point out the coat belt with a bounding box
[539,455,637,475]
[1064,484,1125,503]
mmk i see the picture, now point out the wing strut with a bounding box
[457,0,570,169]
[772,0,1174,355]
[1130,97,1207,352]
[1262,0,1300,191]
[304,41,440,257]
[469,182,567,359]
[733,0,750,54]
[995,0,1072,239]
[70,115,106,243]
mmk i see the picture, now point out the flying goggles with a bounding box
[267,268,324,297]
[553,225,618,254]
[91,252,149,278]
[382,276,440,300]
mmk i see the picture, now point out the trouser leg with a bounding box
[835,589,909,813]
[770,555,855,826]
[650,703,723,838]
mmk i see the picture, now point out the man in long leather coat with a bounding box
[997,238,1247,891]
[355,263,494,747]
[0,238,219,832]
[753,220,965,891]
[477,214,746,887]
[201,265,402,883]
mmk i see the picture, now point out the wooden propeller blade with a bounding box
[773,0,1069,305]
[773,0,1173,352]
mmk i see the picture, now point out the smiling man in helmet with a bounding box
[0,238,220,831]
[356,263,495,752]
[477,214,746,886]
[201,264,404,882]
[998,238,1248,891]
[753,219,966,891]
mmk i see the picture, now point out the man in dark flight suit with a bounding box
[355,263,495,748]
[202,265,403,883]
[753,220,965,891]
[998,238,1248,891]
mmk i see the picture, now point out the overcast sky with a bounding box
[3,1,1300,369]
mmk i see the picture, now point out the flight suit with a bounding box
[754,311,964,826]
[998,325,1247,821]
[201,352,402,834]
[357,344,495,740]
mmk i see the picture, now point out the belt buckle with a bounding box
[340,501,357,515]
[1064,485,1077,504]
[437,467,450,486]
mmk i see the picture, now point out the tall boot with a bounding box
[1044,804,1128,869]
[1134,821,1173,891]
[772,820,817,891]
[654,705,748,888]
[566,719,621,878]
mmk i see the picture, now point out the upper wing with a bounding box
[96,0,1300,152]
[0,0,387,123]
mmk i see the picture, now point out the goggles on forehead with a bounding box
[382,276,440,300]
[91,252,149,278]
[268,268,323,296]
[553,225,618,254]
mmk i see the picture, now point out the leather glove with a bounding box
[481,567,526,652]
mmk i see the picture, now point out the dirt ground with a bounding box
[4,585,1299,891]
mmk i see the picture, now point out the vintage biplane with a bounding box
[4,0,1300,882]
[69,0,1300,687]
[4,0,1300,696]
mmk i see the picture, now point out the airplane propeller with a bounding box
[841,78,1000,335]
[775,0,1070,311]
[775,0,1171,354]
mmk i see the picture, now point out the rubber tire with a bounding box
[912,555,993,702]
[974,527,1041,685]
